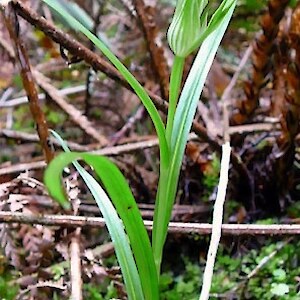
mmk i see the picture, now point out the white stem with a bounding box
[199,142,231,300]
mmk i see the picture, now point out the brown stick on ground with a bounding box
[1,211,300,236]
[70,228,83,300]
[33,70,108,146]
[2,3,54,163]
[132,0,170,100]
[0,129,91,151]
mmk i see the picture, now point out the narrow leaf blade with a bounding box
[44,153,145,300]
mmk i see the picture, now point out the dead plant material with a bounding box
[33,70,108,146]
[133,0,170,100]
[0,175,56,273]
[231,0,290,125]
[246,3,300,212]
[2,2,54,162]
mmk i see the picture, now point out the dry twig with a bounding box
[1,211,300,235]
[33,70,108,146]
[132,0,169,99]
[2,2,54,162]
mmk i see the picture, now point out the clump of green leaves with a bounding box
[210,240,300,299]
[160,257,202,300]
[160,239,300,299]
[83,281,118,300]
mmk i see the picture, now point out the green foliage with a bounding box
[0,275,19,300]
[84,281,118,300]
[51,264,66,281]
[237,0,266,11]
[45,107,66,125]
[159,240,300,299]
[13,106,35,131]
[210,240,300,299]
[45,132,150,299]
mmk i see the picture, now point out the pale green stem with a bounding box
[152,55,185,276]
[152,151,183,276]
[166,56,185,146]
[152,166,170,276]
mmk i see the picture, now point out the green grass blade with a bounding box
[152,0,236,274]
[45,152,144,300]
[42,0,169,168]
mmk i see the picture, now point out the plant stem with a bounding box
[152,165,171,276]
[166,56,185,146]
[152,56,185,276]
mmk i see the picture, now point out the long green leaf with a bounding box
[152,0,237,273]
[42,0,169,168]
[45,153,144,299]
[48,0,111,47]
[81,154,159,300]
[46,131,158,300]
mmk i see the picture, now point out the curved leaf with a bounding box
[45,153,144,300]
[45,151,158,299]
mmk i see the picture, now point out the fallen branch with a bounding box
[1,211,300,235]
[33,70,108,146]
[2,2,54,162]
[0,129,90,151]
[0,133,198,175]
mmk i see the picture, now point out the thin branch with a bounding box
[221,45,253,103]
[222,45,253,142]
[84,0,106,118]
[0,133,199,175]
[0,129,90,151]
[110,105,145,145]
[132,0,170,99]
[228,122,280,134]
[0,85,86,108]
[1,212,300,235]
[16,281,66,300]
[2,2,54,162]
[0,137,160,175]
[70,228,83,300]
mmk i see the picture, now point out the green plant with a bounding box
[84,281,118,300]
[42,0,237,299]
[0,275,19,300]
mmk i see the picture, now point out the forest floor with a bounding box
[1,0,300,299]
